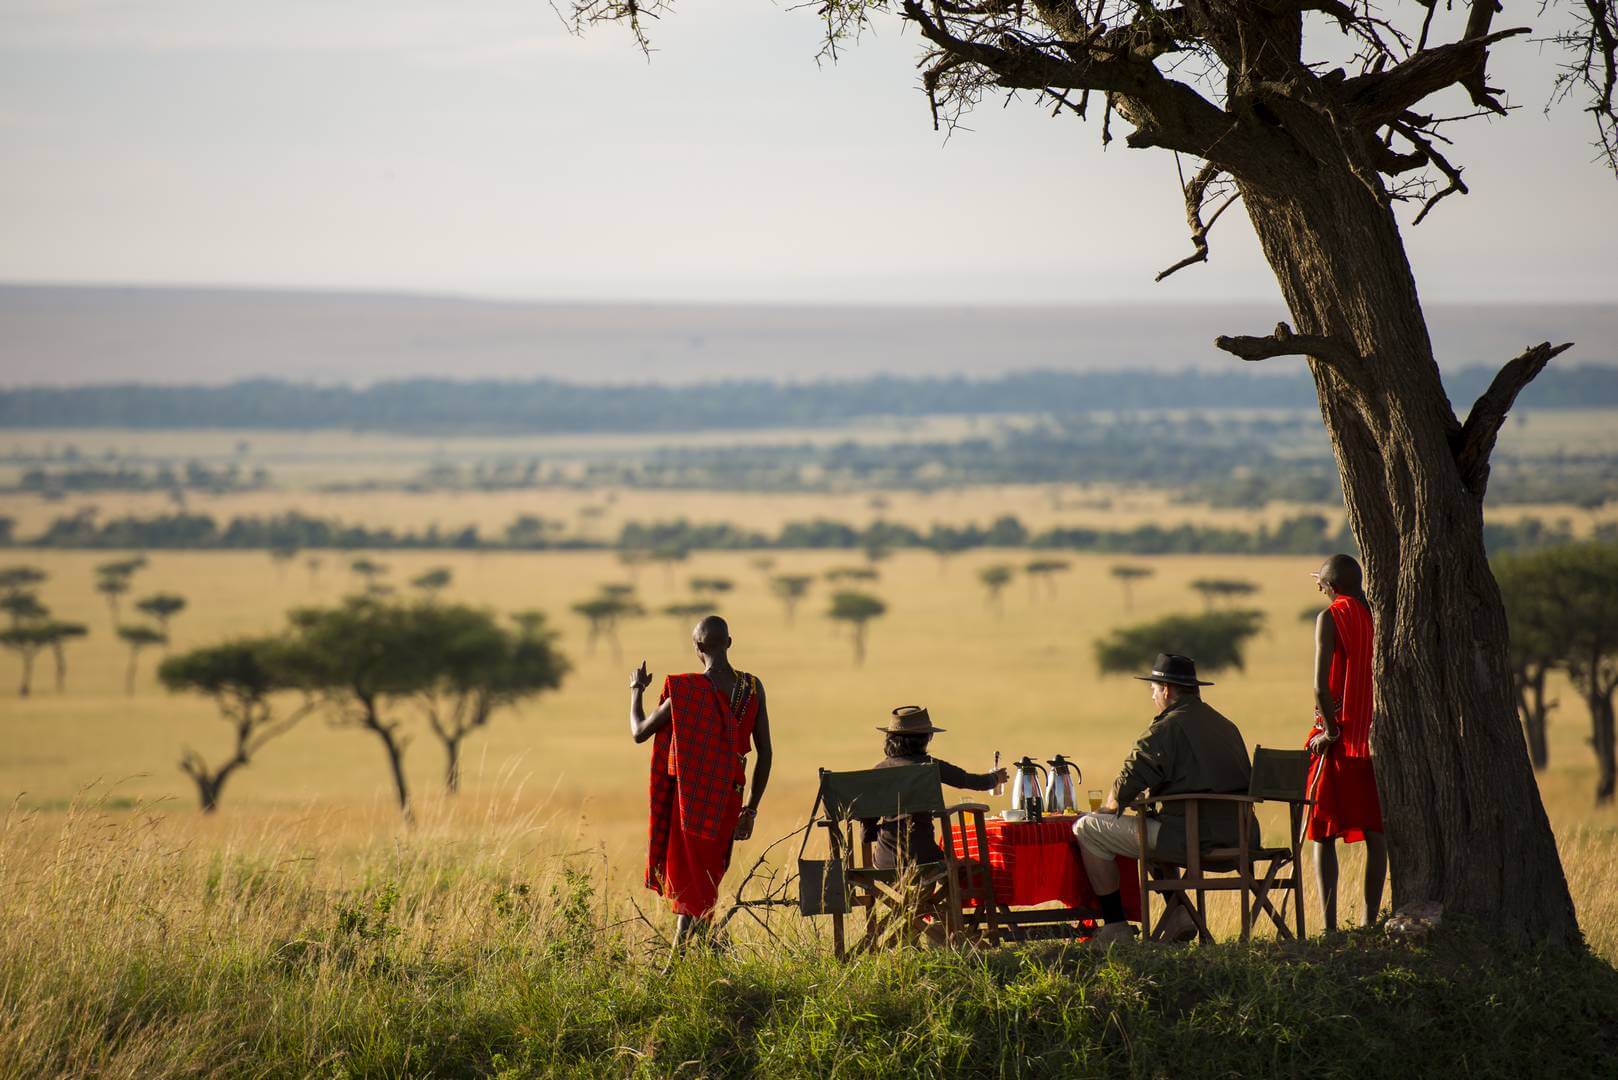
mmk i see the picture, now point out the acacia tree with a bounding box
[662,600,713,623]
[1109,564,1154,612]
[401,604,571,794]
[158,638,316,811]
[1495,551,1563,770]
[1534,544,1618,802]
[690,576,735,598]
[117,624,167,694]
[94,558,145,626]
[1095,609,1266,678]
[1190,578,1259,611]
[570,0,1618,941]
[572,591,645,660]
[1025,557,1072,599]
[44,620,88,692]
[977,564,1015,615]
[829,590,887,666]
[0,624,51,696]
[284,597,425,822]
[770,573,814,624]
[411,567,454,599]
[136,593,187,640]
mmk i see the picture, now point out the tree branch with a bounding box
[1215,322,1357,364]
[1156,159,1239,280]
[901,0,1256,168]
[1453,341,1574,497]
[1339,26,1528,128]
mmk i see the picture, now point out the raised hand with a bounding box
[630,661,653,692]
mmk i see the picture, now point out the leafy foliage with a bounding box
[1095,610,1266,679]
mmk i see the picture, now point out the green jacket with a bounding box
[1114,695,1257,862]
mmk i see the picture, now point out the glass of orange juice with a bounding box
[1087,789,1103,812]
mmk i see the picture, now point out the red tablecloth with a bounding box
[950,814,1140,919]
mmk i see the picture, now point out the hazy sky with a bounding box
[1,0,1614,305]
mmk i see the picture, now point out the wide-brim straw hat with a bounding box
[1132,652,1215,688]
[877,705,946,734]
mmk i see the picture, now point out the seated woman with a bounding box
[864,706,1007,869]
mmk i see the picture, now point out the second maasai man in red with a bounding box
[628,615,772,949]
[1305,553,1387,931]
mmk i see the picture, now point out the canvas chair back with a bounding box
[1248,747,1310,801]
[817,764,947,821]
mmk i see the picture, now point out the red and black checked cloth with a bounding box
[646,672,756,889]
[950,815,1140,918]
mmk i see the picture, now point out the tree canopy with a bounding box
[1095,610,1266,679]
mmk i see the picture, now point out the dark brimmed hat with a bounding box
[1132,653,1215,688]
[877,705,946,734]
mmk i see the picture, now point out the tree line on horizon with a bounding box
[5,367,1618,435]
[6,505,1604,559]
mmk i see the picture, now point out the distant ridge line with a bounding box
[4,368,1616,434]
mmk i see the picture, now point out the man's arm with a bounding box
[1109,723,1172,813]
[745,682,772,813]
[1311,611,1340,754]
[628,661,672,744]
[734,682,772,840]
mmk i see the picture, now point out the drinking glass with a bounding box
[1087,789,1103,812]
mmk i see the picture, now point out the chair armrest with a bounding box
[1128,793,1259,810]
[941,803,990,815]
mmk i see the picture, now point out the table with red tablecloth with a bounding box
[949,814,1140,926]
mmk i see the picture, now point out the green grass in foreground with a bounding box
[5,882,1616,1078]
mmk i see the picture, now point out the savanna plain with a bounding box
[3,426,1616,1078]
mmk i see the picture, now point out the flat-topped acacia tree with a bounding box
[569,0,1618,942]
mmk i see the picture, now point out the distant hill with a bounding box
[1,284,1614,387]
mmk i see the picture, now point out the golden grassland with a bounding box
[3,536,1615,958]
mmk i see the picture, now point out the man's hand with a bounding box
[992,767,1010,786]
[630,661,653,692]
[1309,728,1337,756]
[733,806,756,840]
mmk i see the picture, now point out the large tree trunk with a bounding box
[1238,137,1578,943]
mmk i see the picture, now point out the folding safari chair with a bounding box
[1132,746,1312,943]
[797,764,998,957]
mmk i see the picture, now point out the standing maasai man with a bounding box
[629,615,772,947]
[1306,553,1388,931]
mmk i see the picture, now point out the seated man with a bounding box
[1073,653,1257,945]
[863,705,1007,869]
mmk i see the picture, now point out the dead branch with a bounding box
[1215,322,1358,365]
[1454,341,1575,497]
[1156,159,1239,280]
[712,822,812,934]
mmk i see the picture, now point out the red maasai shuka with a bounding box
[1306,594,1384,843]
[645,671,758,917]
[950,815,1140,920]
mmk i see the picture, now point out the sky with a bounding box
[0,0,1614,306]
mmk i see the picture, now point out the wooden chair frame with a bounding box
[803,766,999,957]
[1130,747,1312,944]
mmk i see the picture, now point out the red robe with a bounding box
[1306,594,1384,842]
[645,671,759,918]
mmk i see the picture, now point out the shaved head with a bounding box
[1317,554,1363,593]
[692,615,731,655]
